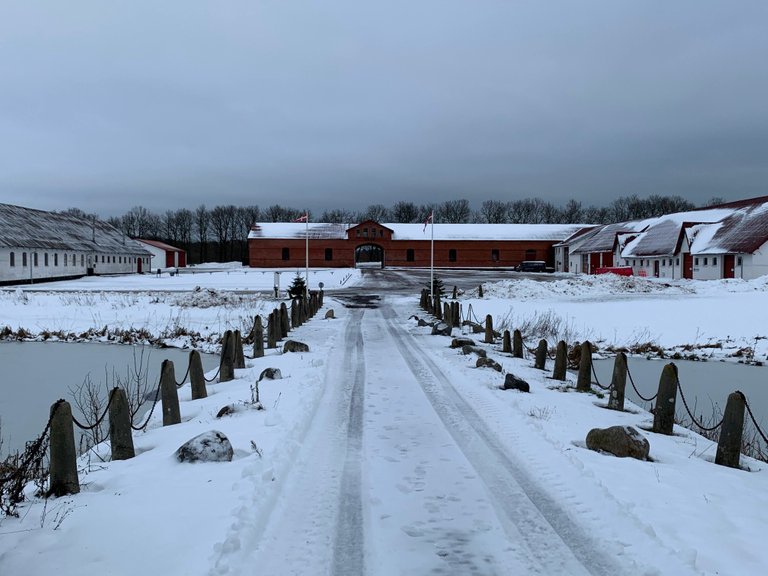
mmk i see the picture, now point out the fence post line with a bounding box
[652,363,678,435]
[484,315,494,344]
[108,387,135,460]
[253,315,264,359]
[319,289,324,308]
[233,330,246,369]
[453,302,460,328]
[160,359,181,426]
[444,303,452,327]
[607,352,627,411]
[49,399,80,496]
[553,340,568,381]
[513,329,523,358]
[715,391,746,468]
[435,292,443,320]
[426,294,433,315]
[219,330,235,382]
[576,341,593,392]
[189,350,208,400]
[267,313,277,349]
[420,289,427,310]
[535,339,548,370]
[291,299,299,328]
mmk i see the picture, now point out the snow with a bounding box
[2,269,768,575]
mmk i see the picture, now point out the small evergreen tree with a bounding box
[425,275,445,297]
[288,273,307,299]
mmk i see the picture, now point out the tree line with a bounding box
[72,195,724,265]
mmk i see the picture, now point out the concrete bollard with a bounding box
[652,363,678,435]
[267,313,277,349]
[607,352,627,411]
[502,330,511,354]
[108,387,135,460]
[535,339,548,370]
[452,285,457,299]
[484,315,494,344]
[426,294,433,315]
[300,298,308,324]
[189,350,207,400]
[478,284,484,298]
[576,341,593,392]
[233,330,246,369]
[291,299,299,328]
[161,359,181,426]
[435,292,442,320]
[452,302,460,328]
[553,340,568,381]
[319,289,324,308]
[420,289,427,310]
[715,391,746,468]
[280,302,290,337]
[220,330,235,382]
[513,329,523,358]
[444,303,452,327]
[253,315,264,359]
[49,399,80,496]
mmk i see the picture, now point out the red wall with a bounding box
[249,238,556,268]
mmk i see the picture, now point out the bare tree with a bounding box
[560,199,583,223]
[704,196,725,207]
[480,200,508,223]
[320,208,355,223]
[195,205,210,262]
[175,208,194,249]
[436,199,472,223]
[263,204,300,222]
[210,205,237,261]
[361,203,390,222]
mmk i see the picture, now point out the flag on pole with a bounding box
[423,211,433,232]
[293,213,308,222]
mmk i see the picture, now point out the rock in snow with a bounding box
[283,340,310,353]
[586,425,650,460]
[176,431,234,463]
[258,367,282,381]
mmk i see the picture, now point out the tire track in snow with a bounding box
[380,303,623,576]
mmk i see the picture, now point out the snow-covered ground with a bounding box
[1,270,767,575]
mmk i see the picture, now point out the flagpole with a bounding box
[305,210,309,300]
[430,210,434,299]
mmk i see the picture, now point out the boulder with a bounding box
[176,430,234,463]
[461,345,487,358]
[476,357,502,372]
[450,337,475,349]
[283,340,310,353]
[586,426,650,460]
[258,367,283,381]
[216,405,235,418]
[431,322,453,337]
[417,319,431,327]
[503,373,530,393]
[324,309,335,319]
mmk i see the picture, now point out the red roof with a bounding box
[135,239,185,253]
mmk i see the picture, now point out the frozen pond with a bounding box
[0,342,218,455]
[593,357,768,429]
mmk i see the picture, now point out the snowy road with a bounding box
[217,300,629,575]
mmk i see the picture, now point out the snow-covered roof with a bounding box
[570,222,648,254]
[135,238,186,253]
[249,222,589,242]
[0,203,151,254]
[689,202,768,254]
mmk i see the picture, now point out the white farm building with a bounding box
[0,203,152,285]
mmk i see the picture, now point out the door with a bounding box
[723,254,735,279]
[683,253,693,279]
[137,257,143,273]
[653,260,660,278]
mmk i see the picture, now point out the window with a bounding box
[102,255,105,263]
[448,249,457,262]
[695,258,699,266]
[22,252,27,267]
[737,256,743,265]
[491,249,500,262]
[379,229,384,238]
[713,257,718,265]
[633,259,636,266]
[676,258,680,266]
[34,253,38,266]
[9,252,15,266]
[356,229,360,238]
[63,254,67,266]
[406,248,415,262]
[363,228,369,238]
[54,253,58,266]
[81,255,85,266]
[703,257,708,266]
[325,248,333,261]
[282,247,290,261]
[44,253,49,266]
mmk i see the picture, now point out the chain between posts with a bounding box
[72,392,115,431]
[626,363,658,403]
[204,365,222,383]
[175,362,191,388]
[131,376,162,432]
[0,411,53,485]
[675,375,724,432]
[743,394,768,446]
[590,362,612,391]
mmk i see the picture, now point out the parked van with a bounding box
[514,261,549,272]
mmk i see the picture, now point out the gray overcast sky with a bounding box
[1,1,767,217]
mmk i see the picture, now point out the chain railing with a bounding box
[626,363,658,403]
[675,375,724,432]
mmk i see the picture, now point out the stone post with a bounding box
[453,302,461,328]
[652,363,678,435]
[220,330,235,382]
[607,352,627,411]
[444,303,452,327]
[420,289,427,310]
[291,299,299,328]
[535,339,548,370]
[426,294,433,315]
[280,302,290,337]
[108,387,135,460]
[513,329,523,358]
[553,340,567,381]
[576,341,593,392]
[484,315,494,344]
[478,284,484,298]
[715,391,746,468]
[452,285,457,299]
[319,289,324,308]
[435,292,442,320]
[502,330,511,354]
[267,313,277,349]
[233,330,246,369]
[253,315,264,359]
[189,350,207,400]
[161,359,181,426]
[49,399,80,496]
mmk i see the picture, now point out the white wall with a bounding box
[743,241,768,280]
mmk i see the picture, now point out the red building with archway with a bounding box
[248,221,590,269]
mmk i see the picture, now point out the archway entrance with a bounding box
[354,244,384,269]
